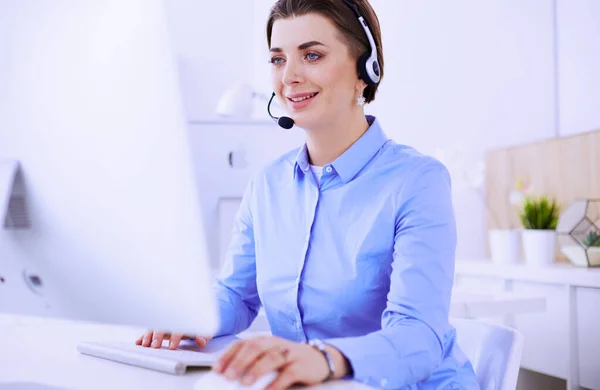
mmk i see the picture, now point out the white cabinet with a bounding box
[455,261,600,390]
[218,197,242,271]
[452,276,506,326]
[511,282,569,379]
[577,287,600,389]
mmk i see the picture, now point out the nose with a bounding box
[281,60,303,86]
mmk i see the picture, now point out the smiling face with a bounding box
[269,13,366,130]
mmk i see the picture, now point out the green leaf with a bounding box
[518,195,560,230]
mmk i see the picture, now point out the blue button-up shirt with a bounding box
[214,116,479,389]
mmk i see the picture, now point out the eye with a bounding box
[305,52,322,62]
[269,56,285,66]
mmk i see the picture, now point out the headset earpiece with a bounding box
[342,0,381,86]
[358,53,380,86]
[357,53,370,84]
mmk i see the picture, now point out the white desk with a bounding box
[0,315,373,390]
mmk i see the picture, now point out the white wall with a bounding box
[163,0,255,121]
[556,0,600,136]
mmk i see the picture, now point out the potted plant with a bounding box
[519,195,560,265]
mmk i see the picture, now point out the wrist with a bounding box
[325,345,351,379]
[307,339,335,381]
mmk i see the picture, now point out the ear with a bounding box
[354,80,367,96]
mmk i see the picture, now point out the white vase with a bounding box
[522,229,556,266]
[488,229,521,264]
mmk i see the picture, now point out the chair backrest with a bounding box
[451,318,524,390]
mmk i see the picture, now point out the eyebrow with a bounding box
[269,41,327,53]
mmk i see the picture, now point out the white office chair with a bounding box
[451,318,524,390]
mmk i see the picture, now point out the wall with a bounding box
[556,0,600,137]
[163,0,255,121]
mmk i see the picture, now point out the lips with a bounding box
[285,92,319,111]
[287,92,318,102]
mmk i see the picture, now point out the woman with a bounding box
[138,1,479,389]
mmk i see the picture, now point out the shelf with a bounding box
[450,290,546,318]
[455,260,600,288]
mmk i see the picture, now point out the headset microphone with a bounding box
[267,92,294,129]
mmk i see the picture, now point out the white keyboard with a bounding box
[77,335,240,375]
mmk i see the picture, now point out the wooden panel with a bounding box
[485,129,600,263]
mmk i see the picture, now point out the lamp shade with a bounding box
[216,83,254,118]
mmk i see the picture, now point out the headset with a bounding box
[341,0,381,86]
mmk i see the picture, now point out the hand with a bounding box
[135,330,212,350]
[213,336,349,390]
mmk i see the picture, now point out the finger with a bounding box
[141,331,155,347]
[195,336,211,348]
[151,331,166,348]
[213,340,245,374]
[241,348,289,387]
[266,364,302,390]
[214,337,281,374]
[168,334,184,350]
[222,341,273,381]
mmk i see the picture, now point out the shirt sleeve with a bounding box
[325,158,456,389]
[212,176,262,337]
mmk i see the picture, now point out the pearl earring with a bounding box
[356,95,366,108]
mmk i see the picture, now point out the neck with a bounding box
[306,110,370,166]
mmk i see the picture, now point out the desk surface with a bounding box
[0,315,372,390]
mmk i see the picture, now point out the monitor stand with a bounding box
[0,160,30,229]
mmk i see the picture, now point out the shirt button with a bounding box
[325,166,333,173]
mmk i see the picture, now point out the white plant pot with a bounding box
[488,229,521,264]
[522,229,556,266]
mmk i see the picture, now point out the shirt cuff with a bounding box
[324,333,393,389]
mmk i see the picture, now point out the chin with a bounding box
[289,109,328,131]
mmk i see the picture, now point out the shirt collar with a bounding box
[293,115,389,183]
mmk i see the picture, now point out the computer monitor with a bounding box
[0,1,219,337]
